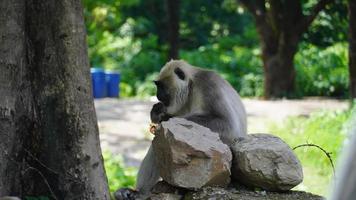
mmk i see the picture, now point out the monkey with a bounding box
[115,60,247,200]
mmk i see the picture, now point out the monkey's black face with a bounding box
[154,80,171,106]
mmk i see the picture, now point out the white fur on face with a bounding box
[166,78,189,115]
[157,60,191,115]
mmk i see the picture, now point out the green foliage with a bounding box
[239,73,264,97]
[181,43,264,97]
[115,41,348,98]
[103,152,137,194]
[295,42,349,97]
[120,82,134,98]
[269,107,355,196]
[302,0,348,47]
[83,0,261,97]
[83,0,349,99]
[135,73,159,98]
[179,0,257,48]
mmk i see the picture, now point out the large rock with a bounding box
[149,179,323,200]
[152,118,232,189]
[184,186,324,200]
[231,134,303,191]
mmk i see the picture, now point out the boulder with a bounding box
[231,134,303,191]
[152,118,232,189]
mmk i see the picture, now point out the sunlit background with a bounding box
[82,0,355,197]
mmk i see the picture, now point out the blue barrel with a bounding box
[105,70,120,97]
[91,68,106,98]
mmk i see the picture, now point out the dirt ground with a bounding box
[95,98,348,167]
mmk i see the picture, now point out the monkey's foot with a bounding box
[114,188,138,200]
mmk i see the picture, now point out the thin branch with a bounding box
[239,0,276,43]
[24,149,59,175]
[2,146,84,197]
[293,143,335,176]
[298,0,334,34]
[239,0,266,19]
[268,0,284,30]
[23,148,84,184]
[3,148,58,200]
[22,167,58,200]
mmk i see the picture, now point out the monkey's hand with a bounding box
[114,188,138,200]
[150,102,170,123]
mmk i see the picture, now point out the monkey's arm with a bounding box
[136,146,160,193]
[184,114,226,133]
[184,114,235,146]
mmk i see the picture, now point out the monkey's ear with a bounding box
[174,67,185,80]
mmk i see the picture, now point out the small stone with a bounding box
[231,134,303,191]
[153,118,232,189]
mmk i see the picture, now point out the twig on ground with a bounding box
[22,167,58,200]
[23,149,59,175]
[2,148,58,200]
[293,143,335,176]
[23,148,83,184]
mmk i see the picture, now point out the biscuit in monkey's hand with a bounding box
[149,123,158,135]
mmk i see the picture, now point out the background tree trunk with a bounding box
[239,0,334,98]
[349,0,356,98]
[260,32,299,98]
[0,0,109,199]
[167,0,180,59]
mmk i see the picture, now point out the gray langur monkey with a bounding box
[115,60,247,200]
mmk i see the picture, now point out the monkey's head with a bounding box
[154,60,194,115]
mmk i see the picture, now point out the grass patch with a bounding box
[268,107,354,196]
[103,152,137,196]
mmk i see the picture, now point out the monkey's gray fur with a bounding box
[115,60,247,200]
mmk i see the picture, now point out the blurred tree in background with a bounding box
[349,0,356,98]
[82,0,350,99]
[167,0,180,59]
[239,0,338,98]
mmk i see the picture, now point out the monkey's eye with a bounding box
[174,67,185,80]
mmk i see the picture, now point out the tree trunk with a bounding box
[239,0,334,99]
[166,0,180,59]
[261,35,299,98]
[0,0,109,199]
[349,0,356,98]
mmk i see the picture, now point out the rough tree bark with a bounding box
[239,0,334,98]
[0,0,109,199]
[166,0,180,59]
[349,0,356,99]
